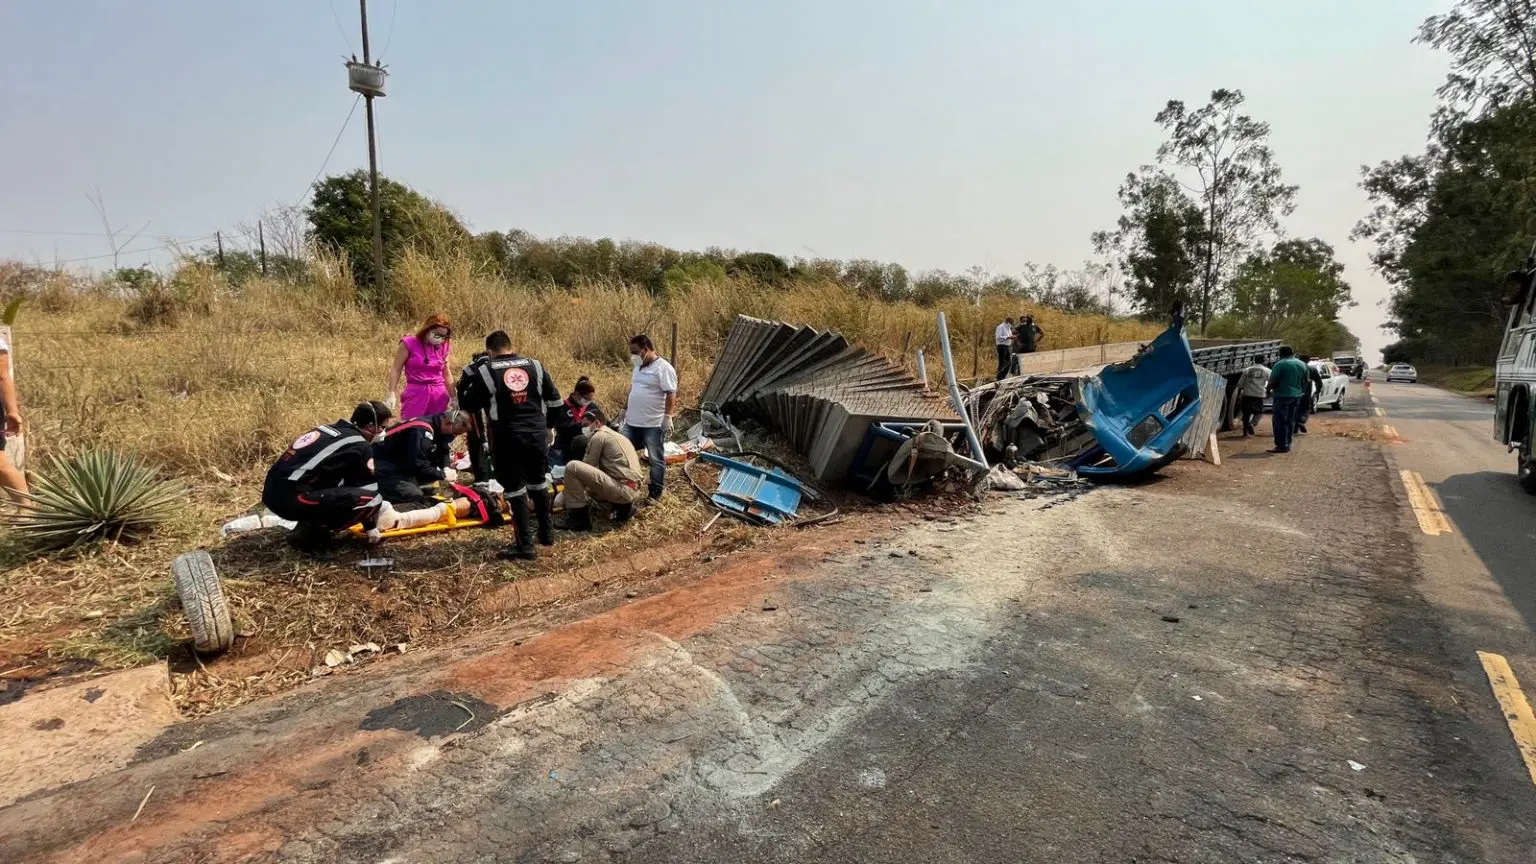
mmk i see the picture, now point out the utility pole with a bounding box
[258,221,268,276]
[216,231,225,269]
[359,0,385,291]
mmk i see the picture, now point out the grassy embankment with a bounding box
[1413,365,1496,398]
[0,251,1158,713]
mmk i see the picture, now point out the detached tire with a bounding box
[172,551,234,655]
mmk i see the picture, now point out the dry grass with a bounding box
[0,256,1156,714]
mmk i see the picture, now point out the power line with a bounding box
[327,0,354,53]
[379,0,399,59]
[296,95,362,206]
[0,228,206,239]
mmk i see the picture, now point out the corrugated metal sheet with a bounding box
[702,315,956,482]
[1179,365,1229,459]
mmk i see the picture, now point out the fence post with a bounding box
[669,321,678,369]
[215,231,224,269]
[258,221,268,277]
[901,331,912,363]
[971,333,980,381]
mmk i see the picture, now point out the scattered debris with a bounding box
[682,451,837,527]
[1161,615,1181,623]
[131,784,156,822]
[322,649,347,668]
[347,642,382,658]
[1348,760,1367,772]
[80,610,104,620]
[699,316,954,483]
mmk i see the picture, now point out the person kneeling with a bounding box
[562,411,647,531]
[262,401,393,547]
[372,409,475,530]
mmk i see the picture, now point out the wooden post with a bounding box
[971,332,980,381]
[215,231,224,269]
[669,322,678,367]
[258,221,268,276]
[901,331,912,363]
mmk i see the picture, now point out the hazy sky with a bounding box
[1,1,1449,360]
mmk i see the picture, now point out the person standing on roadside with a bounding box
[624,334,678,501]
[0,332,27,505]
[1238,355,1269,437]
[994,317,1015,379]
[1295,357,1325,436]
[1015,315,1043,355]
[1267,346,1308,454]
[387,314,456,420]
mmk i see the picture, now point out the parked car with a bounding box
[1309,359,1349,410]
[1385,363,1419,383]
[1262,359,1349,411]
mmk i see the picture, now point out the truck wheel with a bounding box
[1520,440,1536,496]
[172,551,234,655]
[1221,383,1242,433]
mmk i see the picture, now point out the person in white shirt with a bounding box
[0,333,26,505]
[994,318,1016,380]
[623,334,678,500]
[1238,355,1270,437]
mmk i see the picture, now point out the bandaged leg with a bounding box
[377,501,448,531]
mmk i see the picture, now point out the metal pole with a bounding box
[258,221,268,276]
[936,312,987,470]
[915,348,928,390]
[360,0,385,292]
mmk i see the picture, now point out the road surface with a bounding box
[3,387,1534,863]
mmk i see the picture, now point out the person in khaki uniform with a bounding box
[562,412,646,531]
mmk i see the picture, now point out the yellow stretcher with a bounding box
[345,480,565,541]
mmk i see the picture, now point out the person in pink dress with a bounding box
[387,314,456,421]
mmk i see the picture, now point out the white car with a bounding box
[1385,363,1418,383]
[1308,360,1349,410]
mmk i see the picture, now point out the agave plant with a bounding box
[13,450,183,550]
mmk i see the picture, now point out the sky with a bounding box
[0,0,1451,361]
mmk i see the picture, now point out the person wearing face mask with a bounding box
[551,377,608,466]
[560,410,645,531]
[387,314,456,421]
[261,401,393,548]
[623,334,678,501]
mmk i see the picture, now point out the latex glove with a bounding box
[3,410,20,436]
[661,415,675,437]
[442,467,458,484]
[384,393,400,414]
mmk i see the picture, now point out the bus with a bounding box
[1495,255,1536,493]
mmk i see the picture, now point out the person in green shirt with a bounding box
[1267,346,1308,453]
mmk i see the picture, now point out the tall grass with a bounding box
[13,253,1158,478]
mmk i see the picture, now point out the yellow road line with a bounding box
[1477,651,1536,786]
[1373,407,1385,417]
[1381,424,1399,439]
[1399,469,1452,535]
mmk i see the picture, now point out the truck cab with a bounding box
[1495,260,1536,493]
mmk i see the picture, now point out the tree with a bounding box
[1153,89,1297,333]
[1093,170,1206,318]
[1226,238,1353,339]
[305,170,470,293]
[1416,0,1536,127]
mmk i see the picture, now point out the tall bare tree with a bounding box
[1154,89,1297,333]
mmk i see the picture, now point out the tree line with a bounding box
[1353,0,1535,366]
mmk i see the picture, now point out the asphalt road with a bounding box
[8,410,1534,863]
[1367,377,1536,815]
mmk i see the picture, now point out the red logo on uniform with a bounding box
[503,367,530,392]
[291,430,321,450]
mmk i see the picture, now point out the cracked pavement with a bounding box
[4,429,1533,862]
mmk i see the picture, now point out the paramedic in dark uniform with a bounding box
[372,409,471,506]
[457,351,492,480]
[262,401,392,547]
[458,330,562,561]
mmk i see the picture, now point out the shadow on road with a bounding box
[1435,471,1536,632]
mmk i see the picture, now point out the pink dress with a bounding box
[399,334,451,420]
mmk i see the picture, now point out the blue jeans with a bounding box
[625,425,666,498]
[1271,396,1300,452]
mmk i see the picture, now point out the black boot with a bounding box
[565,506,593,532]
[530,487,555,546]
[612,502,635,524]
[497,494,536,561]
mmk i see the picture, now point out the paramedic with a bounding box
[458,330,562,561]
[261,401,392,546]
[373,409,472,505]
